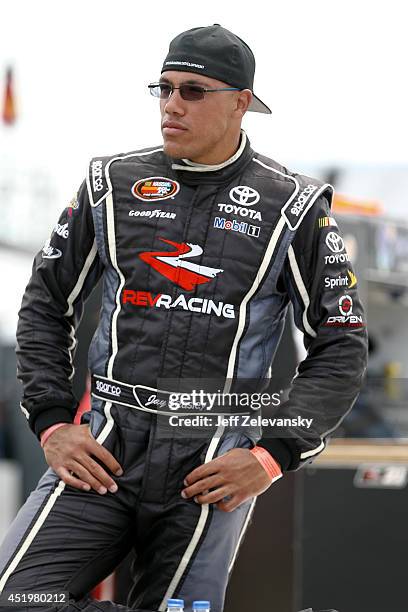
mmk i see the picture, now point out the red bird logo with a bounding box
[139,238,223,291]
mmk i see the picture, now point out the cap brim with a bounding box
[249,94,272,114]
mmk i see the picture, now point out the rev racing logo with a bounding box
[122,290,235,319]
[138,238,223,291]
[123,238,235,318]
[132,177,180,202]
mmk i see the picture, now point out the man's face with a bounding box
[159,71,246,162]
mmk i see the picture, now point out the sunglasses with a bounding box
[148,82,240,101]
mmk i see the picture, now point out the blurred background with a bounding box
[1,1,407,611]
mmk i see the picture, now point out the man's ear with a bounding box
[235,89,252,116]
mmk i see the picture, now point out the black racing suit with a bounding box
[0,132,367,611]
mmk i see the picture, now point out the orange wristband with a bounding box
[250,446,282,483]
[40,423,69,448]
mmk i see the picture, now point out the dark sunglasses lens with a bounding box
[159,84,172,98]
[180,85,205,101]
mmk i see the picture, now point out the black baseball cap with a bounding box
[161,24,271,114]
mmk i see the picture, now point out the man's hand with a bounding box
[181,448,274,512]
[43,424,123,494]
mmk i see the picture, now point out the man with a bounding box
[0,24,367,612]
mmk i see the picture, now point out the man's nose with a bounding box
[163,89,186,115]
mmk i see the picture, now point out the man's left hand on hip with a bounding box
[181,448,280,512]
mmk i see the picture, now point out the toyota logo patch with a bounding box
[325,232,345,253]
[229,186,260,206]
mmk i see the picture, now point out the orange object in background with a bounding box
[2,67,16,125]
[333,192,382,216]
[91,572,115,601]
[74,375,91,424]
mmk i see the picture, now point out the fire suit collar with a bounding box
[169,130,253,186]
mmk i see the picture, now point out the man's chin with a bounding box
[162,139,191,160]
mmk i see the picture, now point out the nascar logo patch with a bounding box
[131,177,180,202]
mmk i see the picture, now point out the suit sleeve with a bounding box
[16,181,104,438]
[257,195,368,470]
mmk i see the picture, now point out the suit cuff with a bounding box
[32,407,75,439]
[256,437,293,471]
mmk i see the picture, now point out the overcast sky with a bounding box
[1,0,407,191]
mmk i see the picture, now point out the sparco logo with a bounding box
[123,290,235,319]
[92,161,103,192]
[290,184,318,217]
[54,223,69,239]
[96,381,121,397]
[326,232,345,253]
[217,203,262,221]
[229,186,260,206]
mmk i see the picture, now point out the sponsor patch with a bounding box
[129,209,176,219]
[92,160,103,192]
[326,232,345,253]
[54,222,69,239]
[290,184,318,217]
[324,270,357,289]
[217,202,262,221]
[95,380,121,397]
[324,274,349,290]
[348,270,357,288]
[324,293,365,328]
[139,238,223,291]
[282,182,330,231]
[42,239,62,260]
[229,185,260,206]
[338,294,353,316]
[318,216,338,229]
[213,217,260,238]
[122,290,235,319]
[132,177,180,202]
[325,252,350,265]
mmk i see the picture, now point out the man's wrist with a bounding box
[40,423,69,448]
[250,446,282,483]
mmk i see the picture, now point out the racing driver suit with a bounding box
[0,132,367,612]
